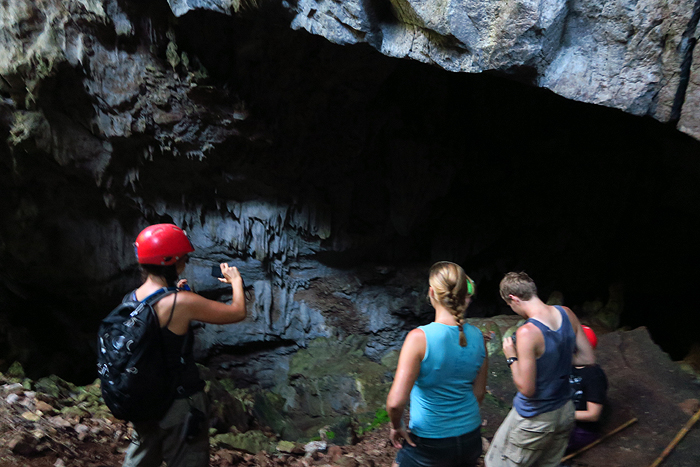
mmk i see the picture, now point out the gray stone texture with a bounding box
[679,21,700,139]
[284,0,700,139]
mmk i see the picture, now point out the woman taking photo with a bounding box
[123,223,246,467]
[386,261,488,467]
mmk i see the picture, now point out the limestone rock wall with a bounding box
[2,0,700,442]
[275,0,700,138]
[0,0,437,384]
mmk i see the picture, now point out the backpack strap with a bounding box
[142,286,179,306]
[124,286,179,306]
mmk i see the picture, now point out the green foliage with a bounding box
[357,408,389,436]
[308,429,335,442]
[375,409,390,425]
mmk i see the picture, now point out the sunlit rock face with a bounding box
[282,0,700,138]
[1,0,700,441]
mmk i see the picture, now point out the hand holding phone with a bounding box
[212,263,241,284]
[210,265,224,279]
[211,263,252,300]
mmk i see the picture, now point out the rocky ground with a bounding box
[0,369,401,467]
[2,325,700,467]
[0,384,398,467]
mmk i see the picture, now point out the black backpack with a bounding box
[97,287,181,422]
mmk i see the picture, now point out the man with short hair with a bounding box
[485,272,595,467]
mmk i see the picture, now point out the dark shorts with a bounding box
[566,425,600,453]
[395,427,482,467]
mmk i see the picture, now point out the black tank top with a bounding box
[130,290,205,398]
[161,326,205,398]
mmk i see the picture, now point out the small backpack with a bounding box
[97,287,181,422]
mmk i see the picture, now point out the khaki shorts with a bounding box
[485,400,574,467]
[123,391,210,467]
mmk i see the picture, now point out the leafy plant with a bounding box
[357,408,390,436]
[310,431,335,442]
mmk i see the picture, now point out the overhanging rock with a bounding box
[166,0,700,140]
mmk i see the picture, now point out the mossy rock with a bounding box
[276,440,297,453]
[467,317,525,357]
[34,377,63,399]
[35,375,78,399]
[212,430,275,454]
[380,349,399,371]
[207,378,252,433]
[81,379,102,396]
[61,405,90,419]
[252,391,298,439]
[92,408,114,420]
[288,336,370,378]
[470,319,503,357]
[6,361,25,381]
[288,336,391,409]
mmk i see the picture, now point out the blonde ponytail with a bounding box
[428,262,475,347]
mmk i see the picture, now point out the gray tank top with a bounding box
[513,306,576,417]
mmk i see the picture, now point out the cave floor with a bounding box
[0,394,697,467]
[2,326,700,466]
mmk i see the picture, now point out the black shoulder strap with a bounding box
[142,286,179,306]
[163,292,177,328]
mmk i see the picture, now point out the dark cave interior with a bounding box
[172,9,700,358]
[1,6,700,385]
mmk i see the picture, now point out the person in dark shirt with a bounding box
[124,224,247,467]
[567,325,608,453]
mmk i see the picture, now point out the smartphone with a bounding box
[211,265,225,278]
[211,264,252,300]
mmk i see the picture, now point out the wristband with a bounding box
[506,357,518,366]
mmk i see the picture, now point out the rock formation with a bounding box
[166,0,700,140]
[1,0,700,443]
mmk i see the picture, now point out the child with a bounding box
[567,325,608,453]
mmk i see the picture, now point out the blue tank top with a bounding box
[408,322,485,438]
[513,306,576,417]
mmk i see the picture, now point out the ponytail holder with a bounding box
[466,276,475,296]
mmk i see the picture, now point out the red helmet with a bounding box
[581,325,598,349]
[134,224,194,266]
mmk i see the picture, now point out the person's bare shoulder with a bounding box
[405,328,426,345]
[517,322,541,339]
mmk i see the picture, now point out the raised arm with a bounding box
[386,328,425,449]
[180,263,246,325]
